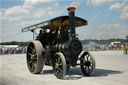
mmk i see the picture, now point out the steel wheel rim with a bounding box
[27,43,37,72]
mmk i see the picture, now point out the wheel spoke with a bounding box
[87,66,90,73]
[88,56,91,61]
[56,69,60,75]
[59,68,62,76]
[29,60,33,64]
[31,63,35,70]
[56,68,62,77]
[58,57,61,64]
[83,57,86,62]
[28,52,33,56]
[34,56,37,60]
[33,61,37,70]
[30,46,36,54]
[29,52,37,60]
[86,55,89,61]
[59,63,62,66]
[55,56,59,62]
[32,49,36,54]
[30,47,34,51]
[83,65,86,69]
[59,68,62,72]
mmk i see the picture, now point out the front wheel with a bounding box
[53,52,67,79]
[80,52,95,76]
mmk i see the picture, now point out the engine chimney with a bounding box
[67,7,76,38]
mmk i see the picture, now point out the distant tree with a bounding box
[0,41,27,46]
[81,39,127,44]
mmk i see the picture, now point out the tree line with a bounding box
[0,41,28,46]
[0,39,127,46]
[81,39,127,44]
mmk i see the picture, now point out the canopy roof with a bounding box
[22,16,88,32]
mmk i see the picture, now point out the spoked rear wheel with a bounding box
[80,52,95,76]
[53,52,67,79]
[27,40,44,74]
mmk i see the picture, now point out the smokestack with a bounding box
[67,7,76,38]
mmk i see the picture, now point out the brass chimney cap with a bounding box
[67,7,76,12]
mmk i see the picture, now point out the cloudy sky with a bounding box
[0,0,128,42]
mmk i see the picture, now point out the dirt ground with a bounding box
[0,50,128,85]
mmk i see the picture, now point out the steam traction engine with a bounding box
[22,7,95,79]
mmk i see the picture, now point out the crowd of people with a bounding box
[0,47,26,55]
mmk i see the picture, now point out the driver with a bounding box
[39,29,43,38]
[37,29,44,40]
[38,29,47,47]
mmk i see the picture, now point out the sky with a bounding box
[0,0,128,42]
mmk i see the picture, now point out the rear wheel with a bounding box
[80,52,95,76]
[26,40,45,74]
[53,52,67,79]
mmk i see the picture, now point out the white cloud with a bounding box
[0,0,63,42]
[1,0,61,22]
[24,0,55,4]
[109,0,128,19]
[86,0,115,6]
[98,24,121,29]
[77,24,128,40]
[70,2,81,9]
[97,24,128,39]
[120,5,128,19]
[86,0,128,20]
[109,0,126,10]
